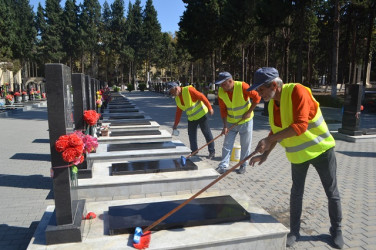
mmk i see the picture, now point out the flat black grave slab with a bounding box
[108,195,251,235]
[105,115,145,119]
[111,158,197,175]
[110,130,161,137]
[107,141,176,152]
[109,120,151,126]
[108,108,138,113]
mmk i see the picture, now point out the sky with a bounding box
[29,0,186,33]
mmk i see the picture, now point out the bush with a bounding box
[113,85,120,92]
[127,84,134,92]
[138,83,147,92]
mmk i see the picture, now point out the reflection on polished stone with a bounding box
[108,195,251,235]
[110,120,151,126]
[108,105,135,109]
[107,141,176,152]
[110,130,161,137]
[111,158,198,175]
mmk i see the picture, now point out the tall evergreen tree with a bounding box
[0,0,15,60]
[62,0,79,70]
[100,1,112,82]
[141,0,162,84]
[43,0,64,63]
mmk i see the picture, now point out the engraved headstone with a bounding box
[85,75,92,110]
[338,84,363,136]
[45,64,85,244]
[72,73,87,130]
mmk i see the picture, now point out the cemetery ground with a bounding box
[0,91,375,249]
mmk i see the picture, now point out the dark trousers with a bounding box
[187,115,215,154]
[290,147,342,234]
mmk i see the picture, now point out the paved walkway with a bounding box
[0,91,375,249]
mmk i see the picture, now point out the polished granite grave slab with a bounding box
[102,121,159,130]
[102,112,145,119]
[97,129,170,144]
[28,192,289,249]
[110,130,161,136]
[107,141,176,152]
[107,104,136,109]
[108,119,151,126]
[107,108,138,113]
[111,158,197,175]
[108,195,250,235]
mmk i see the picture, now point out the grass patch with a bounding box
[313,94,344,108]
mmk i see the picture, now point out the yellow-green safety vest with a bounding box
[175,86,208,121]
[269,83,335,164]
[218,81,253,125]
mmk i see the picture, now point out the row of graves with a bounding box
[28,64,288,249]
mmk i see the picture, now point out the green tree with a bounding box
[141,0,162,84]
[0,0,15,60]
[62,0,79,70]
[43,0,64,63]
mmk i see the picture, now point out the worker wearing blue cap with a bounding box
[168,82,215,159]
[215,72,261,174]
[248,67,344,249]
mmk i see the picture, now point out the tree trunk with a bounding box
[362,2,375,87]
[331,0,340,97]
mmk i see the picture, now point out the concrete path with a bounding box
[0,91,375,250]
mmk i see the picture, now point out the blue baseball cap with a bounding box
[247,67,279,91]
[167,82,178,91]
[215,72,232,85]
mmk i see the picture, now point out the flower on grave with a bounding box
[22,91,27,95]
[36,90,40,94]
[30,90,34,95]
[73,130,98,153]
[96,99,102,107]
[14,92,20,96]
[5,94,13,101]
[55,133,85,165]
[5,82,9,86]
[101,125,109,131]
[83,110,101,126]
[42,93,46,98]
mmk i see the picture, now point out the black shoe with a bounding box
[286,232,300,247]
[330,227,344,249]
[208,152,215,160]
[237,165,246,174]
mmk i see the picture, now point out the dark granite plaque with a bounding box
[72,73,87,130]
[105,115,145,119]
[45,63,85,244]
[108,105,136,109]
[339,84,363,135]
[110,120,151,126]
[107,141,176,152]
[110,130,161,137]
[108,195,250,235]
[108,108,138,113]
[90,79,96,112]
[111,159,198,175]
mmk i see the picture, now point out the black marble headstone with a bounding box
[338,84,363,135]
[108,195,250,235]
[111,158,197,175]
[45,63,85,244]
[107,141,176,152]
[110,130,161,136]
[85,75,92,110]
[90,78,96,112]
[72,73,87,130]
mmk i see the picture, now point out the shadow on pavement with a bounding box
[0,174,52,190]
[10,153,51,162]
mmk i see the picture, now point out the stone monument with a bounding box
[338,84,363,136]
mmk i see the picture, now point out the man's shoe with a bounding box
[330,227,344,249]
[215,167,227,174]
[286,232,300,247]
[208,152,215,160]
[237,166,246,174]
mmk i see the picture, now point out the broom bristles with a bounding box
[133,231,151,249]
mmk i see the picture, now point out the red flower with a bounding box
[22,91,27,95]
[68,133,84,148]
[62,147,83,163]
[55,135,70,152]
[83,110,101,126]
[14,92,20,96]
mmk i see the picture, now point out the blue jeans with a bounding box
[290,147,342,234]
[218,119,253,169]
[188,115,215,154]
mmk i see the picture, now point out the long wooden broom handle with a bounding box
[143,150,256,232]
[185,120,242,159]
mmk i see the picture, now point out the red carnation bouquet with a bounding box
[14,92,20,96]
[83,110,101,126]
